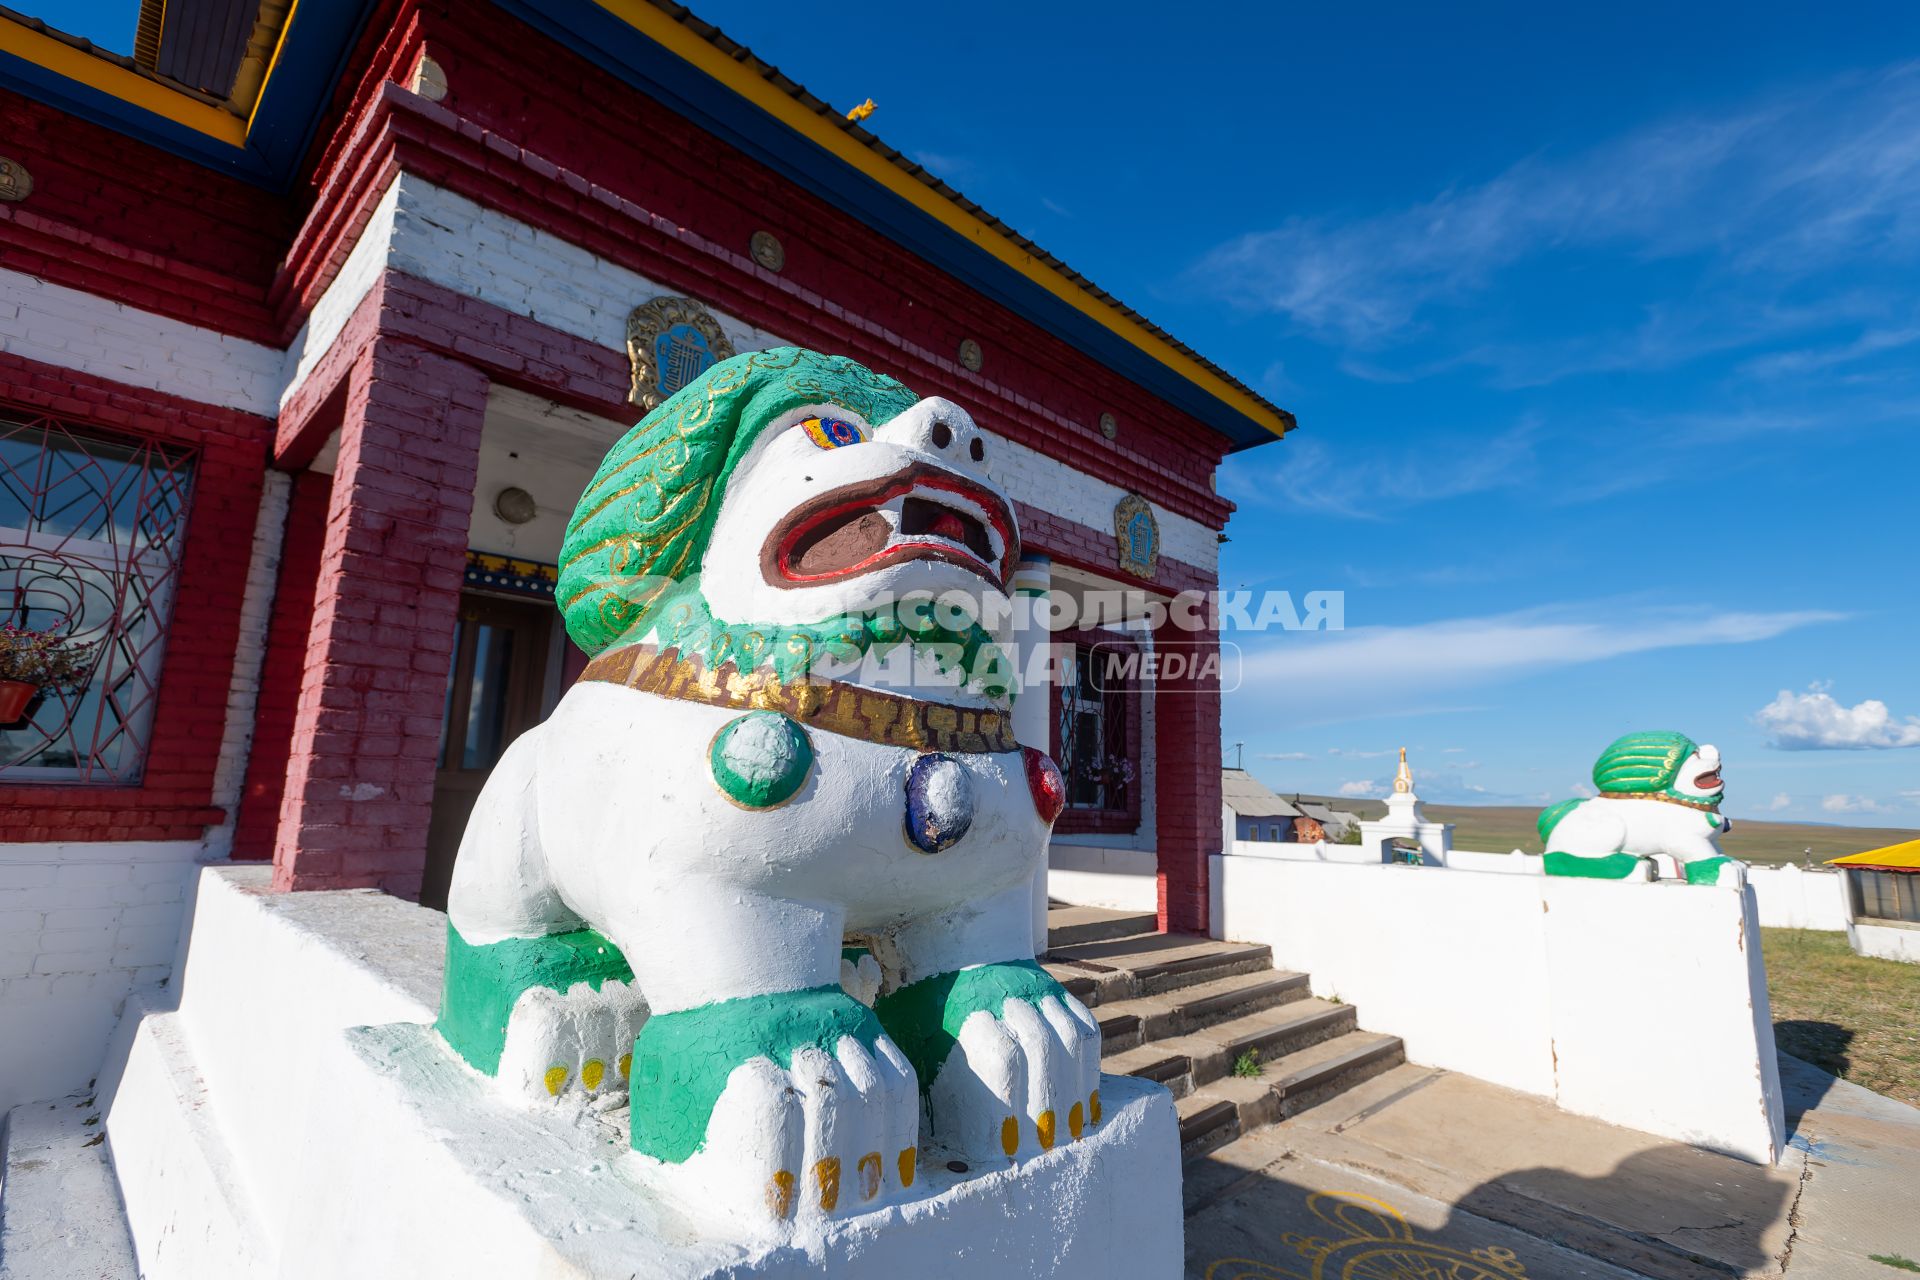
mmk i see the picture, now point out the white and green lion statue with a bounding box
[1538,731,1744,886]
[433,348,1099,1229]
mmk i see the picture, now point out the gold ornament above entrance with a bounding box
[1113,493,1160,580]
[625,296,737,410]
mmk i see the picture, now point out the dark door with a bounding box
[421,592,553,910]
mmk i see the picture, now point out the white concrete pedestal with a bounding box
[99,866,1182,1278]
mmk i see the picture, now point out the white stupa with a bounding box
[1358,748,1454,865]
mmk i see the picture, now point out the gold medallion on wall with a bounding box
[625,296,737,409]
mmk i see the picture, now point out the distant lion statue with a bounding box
[433,348,1099,1227]
[1538,730,1743,886]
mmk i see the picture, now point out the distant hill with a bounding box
[1293,796,1917,867]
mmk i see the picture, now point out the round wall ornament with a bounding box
[957,338,984,372]
[1099,412,1118,440]
[494,486,538,525]
[749,230,786,272]
[0,157,33,203]
[625,296,737,409]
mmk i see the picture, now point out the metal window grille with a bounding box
[0,413,196,783]
[1056,644,1131,812]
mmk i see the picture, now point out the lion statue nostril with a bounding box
[969,438,984,463]
[930,422,953,450]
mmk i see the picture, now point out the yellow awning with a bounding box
[1829,839,1920,870]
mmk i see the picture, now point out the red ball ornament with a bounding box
[1024,747,1066,826]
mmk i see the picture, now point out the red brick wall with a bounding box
[0,353,270,842]
[0,90,292,343]
[230,470,334,859]
[1153,612,1225,935]
[270,336,487,896]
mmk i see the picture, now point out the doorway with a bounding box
[421,591,556,910]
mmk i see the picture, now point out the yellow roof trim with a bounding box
[0,15,245,147]
[1829,839,1920,869]
[241,0,299,134]
[593,0,1290,441]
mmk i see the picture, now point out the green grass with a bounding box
[1763,928,1920,1107]
[1871,1254,1920,1274]
[1231,1048,1262,1079]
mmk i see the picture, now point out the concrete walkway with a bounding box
[1184,1054,1920,1280]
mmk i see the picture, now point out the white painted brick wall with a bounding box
[279,179,403,409]
[203,471,293,856]
[0,267,281,416]
[0,840,204,1113]
[386,175,786,363]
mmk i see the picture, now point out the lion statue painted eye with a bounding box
[1537,731,1744,886]
[433,348,1096,1228]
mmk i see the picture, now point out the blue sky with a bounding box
[51,2,1920,826]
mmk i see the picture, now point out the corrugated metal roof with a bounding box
[1221,769,1302,819]
[151,0,259,97]
[1830,839,1920,870]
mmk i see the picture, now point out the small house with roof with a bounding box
[1830,839,1920,965]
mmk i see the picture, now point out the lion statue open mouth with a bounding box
[1538,731,1743,886]
[434,348,1097,1229]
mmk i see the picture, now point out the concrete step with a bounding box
[1172,1031,1406,1162]
[1045,932,1275,1004]
[1147,998,1357,1091]
[1,1093,140,1277]
[1102,1044,1195,1099]
[1091,969,1309,1053]
[1044,905,1158,950]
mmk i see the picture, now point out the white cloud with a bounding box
[1239,605,1842,698]
[1339,780,1385,797]
[1822,794,1890,814]
[1186,64,1920,347]
[1259,751,1312,761]
[1767,793,1793,811]
[1755,684,1920,750]
[1220,422,1538,520]
[1328,747,1398,759]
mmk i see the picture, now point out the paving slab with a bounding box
[1183,1054,1920,1280]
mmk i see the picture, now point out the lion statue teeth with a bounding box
[1538,730,1745,887]
[434,348,1098,1228]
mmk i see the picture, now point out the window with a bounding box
[0,414,195,783]
[1051,634,1142,834]
[1268,824,1281,841]
[1850,869,1920,924]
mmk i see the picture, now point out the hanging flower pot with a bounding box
[1,623,93,725]
[0,678,33,723]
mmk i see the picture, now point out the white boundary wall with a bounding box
[1746,864,1850,931]
[1210,850,1786,1163]
[1850,921,1920,964]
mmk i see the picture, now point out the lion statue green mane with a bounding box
[556,346,1003,690]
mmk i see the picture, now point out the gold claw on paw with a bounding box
[897,1147,916,1189]
[1036,1109,1057,1150]
[1090,1089,1102,1126]
[814,1156,841,1212]
[543,1065,569,1096]
[1068,1101,1085,1140]
[858,1151,883,1200]
[1000,1115,1020,1158]
[581,1059,605,1090]
[767,1169,796,1219]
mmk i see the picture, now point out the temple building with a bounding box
[0,0,1290,1113]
